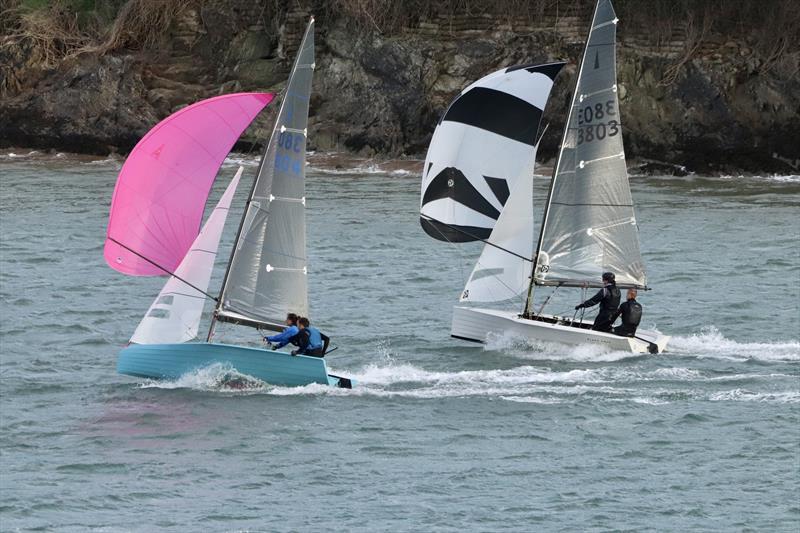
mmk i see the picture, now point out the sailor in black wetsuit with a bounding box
[575,272,621,332]
[611,288,642,337]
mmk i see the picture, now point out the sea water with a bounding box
[1,152,798,531]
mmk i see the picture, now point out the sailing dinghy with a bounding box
[420,0,669,354]
[106,19,353,387]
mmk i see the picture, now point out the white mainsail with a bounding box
[532,0,645,290]
[216,19,315,330]
[420,63,564,243]
[130,168,242,344]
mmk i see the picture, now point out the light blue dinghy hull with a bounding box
[117,342,352,388]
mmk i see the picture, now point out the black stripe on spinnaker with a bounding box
[443,87,542,146]
[483,176,510,206]
[421,167,500,221]
[420,217,492,243]
[506,61,566,80]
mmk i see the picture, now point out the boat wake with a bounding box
[131,327,798,403]
[131,359,798,404]
[265,361,797,404]
[482,326,798,363]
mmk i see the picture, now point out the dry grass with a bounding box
[1,1,93,67]
[93,0,193,54]
[324,0,579,33]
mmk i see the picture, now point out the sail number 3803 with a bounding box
[577,100,619,145]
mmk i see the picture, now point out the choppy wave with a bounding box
[670,326,799,362]
[138,363,268,393]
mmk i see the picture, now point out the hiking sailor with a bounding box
[611,288,642,337]
[574,272,621,332]
[264,313,300,349]
[291,317,330,357]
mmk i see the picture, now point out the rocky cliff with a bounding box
[1,0,798,173]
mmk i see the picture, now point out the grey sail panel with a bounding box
[534,0,646,289]
[217,19,314,327]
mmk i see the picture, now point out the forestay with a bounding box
[216,19,315,329]
[131,169,241,344]
[420,63,564,242]
[104,93,273,276]
[534,0,646,289]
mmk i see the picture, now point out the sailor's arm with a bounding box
[321,333,331,354]
[266,327,295,348]
[576,288,606,309]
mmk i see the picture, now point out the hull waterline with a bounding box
[118,342,353,388]
[452,306,670,354]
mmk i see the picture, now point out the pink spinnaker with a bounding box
[104,92,274,276]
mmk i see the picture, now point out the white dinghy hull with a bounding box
[451,306,670,354]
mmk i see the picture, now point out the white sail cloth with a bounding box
[460,161,536,303]
[420,63,564,243]
[534,0,646,289]
[217,20,315,328]
[130,168,242,344]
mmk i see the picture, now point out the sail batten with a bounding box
[531,0,646,294]
[215,18,315,329]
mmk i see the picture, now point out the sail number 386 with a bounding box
[577,100,619,145]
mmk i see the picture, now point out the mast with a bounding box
[523,2,599,318]
[208,17,315,340]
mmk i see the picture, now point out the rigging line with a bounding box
[423,215,469,286]
[421,216,533,263]
[108,237,218,302]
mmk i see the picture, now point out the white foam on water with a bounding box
[138,363,268,393]
[131,353,796,404]
[709,389,800,403]
[222,154,260,168]
[718,173,800,184]
[670,326,799,362]
[499,396,564,404]
[0,150,39,160]
[484,330,639,362]
[83,156,122,168]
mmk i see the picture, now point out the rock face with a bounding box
[1,1,798,173]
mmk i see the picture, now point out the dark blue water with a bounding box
[1,151,798,531]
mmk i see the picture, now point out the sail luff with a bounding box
[212,17,315,332]
[523,3,601,316]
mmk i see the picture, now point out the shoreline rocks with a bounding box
[1,2,797,174]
